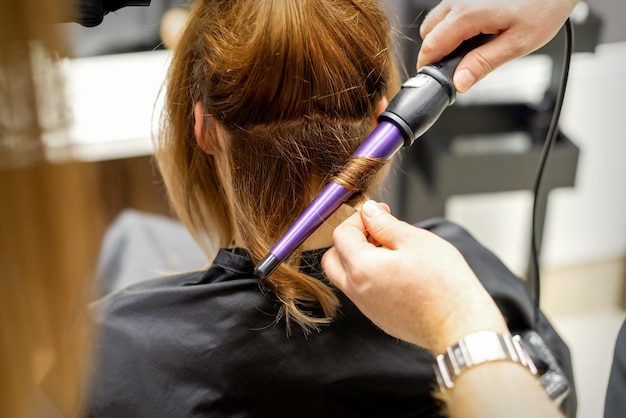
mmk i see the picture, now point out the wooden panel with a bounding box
[95,155,174,229]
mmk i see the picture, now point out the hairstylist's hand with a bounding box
[322,200,508,353]
[417,0,578,93]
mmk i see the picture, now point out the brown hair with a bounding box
[157,0,399,332]
[1,1,97,417]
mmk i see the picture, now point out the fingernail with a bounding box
[454,69,476,93]
[361,200,383,218]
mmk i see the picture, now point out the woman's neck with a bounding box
[231,204,356,251]
[300,204,356,251]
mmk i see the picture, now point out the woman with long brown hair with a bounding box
[86,0,444,416]
[159,0,398,333]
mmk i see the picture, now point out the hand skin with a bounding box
[417,0,579,92]
[322,200,563,417]
[322,200,507,354]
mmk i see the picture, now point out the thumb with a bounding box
[360,200,412,250]
[453,33,525,93]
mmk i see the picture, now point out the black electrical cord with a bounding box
[530,18,574,327]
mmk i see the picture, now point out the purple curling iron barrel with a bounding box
[254,34,494,280]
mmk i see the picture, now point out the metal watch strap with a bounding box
[434,331,538,393]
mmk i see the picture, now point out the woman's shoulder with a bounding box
[94,267,257,311]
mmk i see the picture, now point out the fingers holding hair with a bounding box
[322,210,368,291]
[322,201,391,287]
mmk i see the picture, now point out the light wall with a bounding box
[443,42,626,275]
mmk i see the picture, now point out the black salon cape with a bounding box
[86,219,576,418]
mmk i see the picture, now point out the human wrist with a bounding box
[433,331,538,394]
[431,293,508,355]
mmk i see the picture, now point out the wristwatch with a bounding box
[434,331,538,393]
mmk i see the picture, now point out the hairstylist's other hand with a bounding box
[417,0,578,93]
[322,200,507,353]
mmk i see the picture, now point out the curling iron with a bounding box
[254,34,494,280]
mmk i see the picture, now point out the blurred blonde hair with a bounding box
[0,0,98,417]
[157,0,400,332]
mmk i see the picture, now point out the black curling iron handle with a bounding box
[379,33,495,146]
[425,33,496,92]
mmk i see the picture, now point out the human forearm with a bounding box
[443,361,562,418]
[323,201,564,418]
